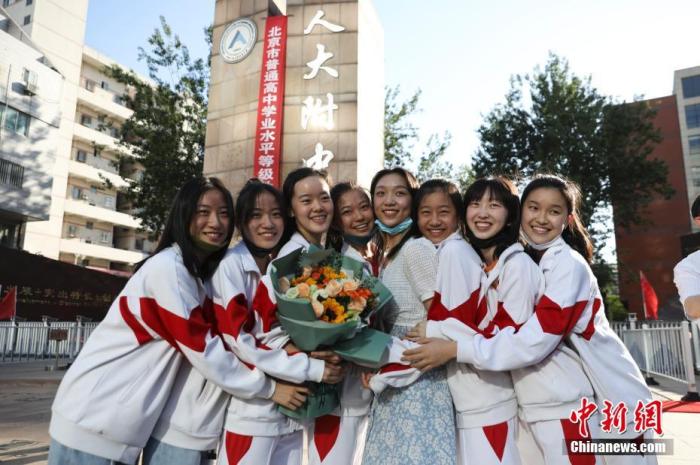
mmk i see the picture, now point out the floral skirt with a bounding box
[361,325,456,465]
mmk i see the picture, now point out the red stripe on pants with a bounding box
[225,431,253,465]
[314,414,341,462]
[560,418,596,465]
[483,421,509,461]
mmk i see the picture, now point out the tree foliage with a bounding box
[384,86,472,186]
[103,17,210,234]
[473,53,673,254]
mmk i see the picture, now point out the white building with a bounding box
[1,0,153,273]
[674,66,700,218]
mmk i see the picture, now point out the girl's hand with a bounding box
[360,370,376,389]
[271,381,309,410]
[310,350,342,365]
[401,339,457,372]
[321,362,345,384]
[404,321,427,341]
[283,342,300,354]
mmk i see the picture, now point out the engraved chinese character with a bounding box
[569,398,598,437]
[600,400,628,434]
[263,82,278,94]
[259,142,275,154]
[633,400,663,435]
[269,37,281,48]
[303,143,334,170]
[304,44,338,80]
[262,94,277,105]
[266,58,279,71]
[264,70,279,82]
[301,93,337,130]
[266,47,280,60]
[261,105,277,118]
[260,118,277,130]
[303,10,345,35]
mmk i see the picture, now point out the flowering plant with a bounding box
[278,264,375,324]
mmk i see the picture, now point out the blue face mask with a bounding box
[375,217,413,236]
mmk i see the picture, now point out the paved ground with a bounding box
[0,360,698,464]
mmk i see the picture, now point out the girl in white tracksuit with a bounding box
[416,177,599,465]
[145,180,337,465]
[303,182,377,465]
[47,178,279,465]
[415,175,657,465]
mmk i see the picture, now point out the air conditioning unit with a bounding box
[23,69,38,95]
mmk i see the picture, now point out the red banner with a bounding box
[639,271,658,320]
[253,15,287,187]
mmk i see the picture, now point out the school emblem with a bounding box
[220,18,257,63]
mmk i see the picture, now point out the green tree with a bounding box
[474,53,673,255]
[103,17,210,234]
[384,86,472,185]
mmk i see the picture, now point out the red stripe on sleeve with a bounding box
[212,293,252,339]
[251,281,278,333]
[139,298,211,352]
[119,296,154,345]
[483,302,523,335]
[535,296,589,336]
[580,298,601,341]
[428,288,483,331]
[379,362,412,374]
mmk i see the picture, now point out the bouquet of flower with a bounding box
[269,247,392,419]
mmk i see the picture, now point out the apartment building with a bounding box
[1,0,153,273]
[674,66,700,221]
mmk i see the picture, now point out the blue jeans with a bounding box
[47,439,129,465]
[142,437,215,465]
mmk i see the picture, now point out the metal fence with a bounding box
[0,319,99,363]
[612,319,698,399]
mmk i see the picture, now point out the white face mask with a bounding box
[521,229,562,251]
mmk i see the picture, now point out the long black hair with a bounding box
[521,174,593,263]
[235,178,286,255]
[463,176,520,262]
[280,167,332,246]
[137,177,234,280]
[328,182,374,252]
[412,178,465,238]
[370,167,420,261]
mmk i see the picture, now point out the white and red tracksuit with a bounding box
[49,245,274,465]
[369,233,522,465]
[478,244,599,465]
[428,237,656,465]
[306,241,375,465]
[151,241,325,463]
[218,233,323,465]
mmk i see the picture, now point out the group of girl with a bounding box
[46,167,656,465]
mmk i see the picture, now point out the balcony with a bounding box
[63,198,140,229]
[73,122,133,157]
[77,77,132,121]
[59,238,147,265]
[63,223,113,246]
[68,160,129,189]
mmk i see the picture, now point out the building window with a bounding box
[135,238,144,251]
[26,0,33,5]
[686,104,700,129]
[690,136,700,156]
[100,231,110,243]
[100,81,109,91]
[1,106,31,136]
[104,197,114,208]
[85,221,94,230]
[84,78,95,92]
[80,114,92,127]
[81,258,90,266]
[76,150,87,162]
[23,15,30,25]
[71,186,82,199]
[67,225,77,237]
[0,158,24,188]
[682,75,700,100]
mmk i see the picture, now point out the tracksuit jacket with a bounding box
[427,237,652,431]
[477,243,595,423]
[49,245,274,464]
[152,241,325,448]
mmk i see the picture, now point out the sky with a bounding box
[86,0,700,168]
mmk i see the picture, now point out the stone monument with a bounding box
[205,0,384,194]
